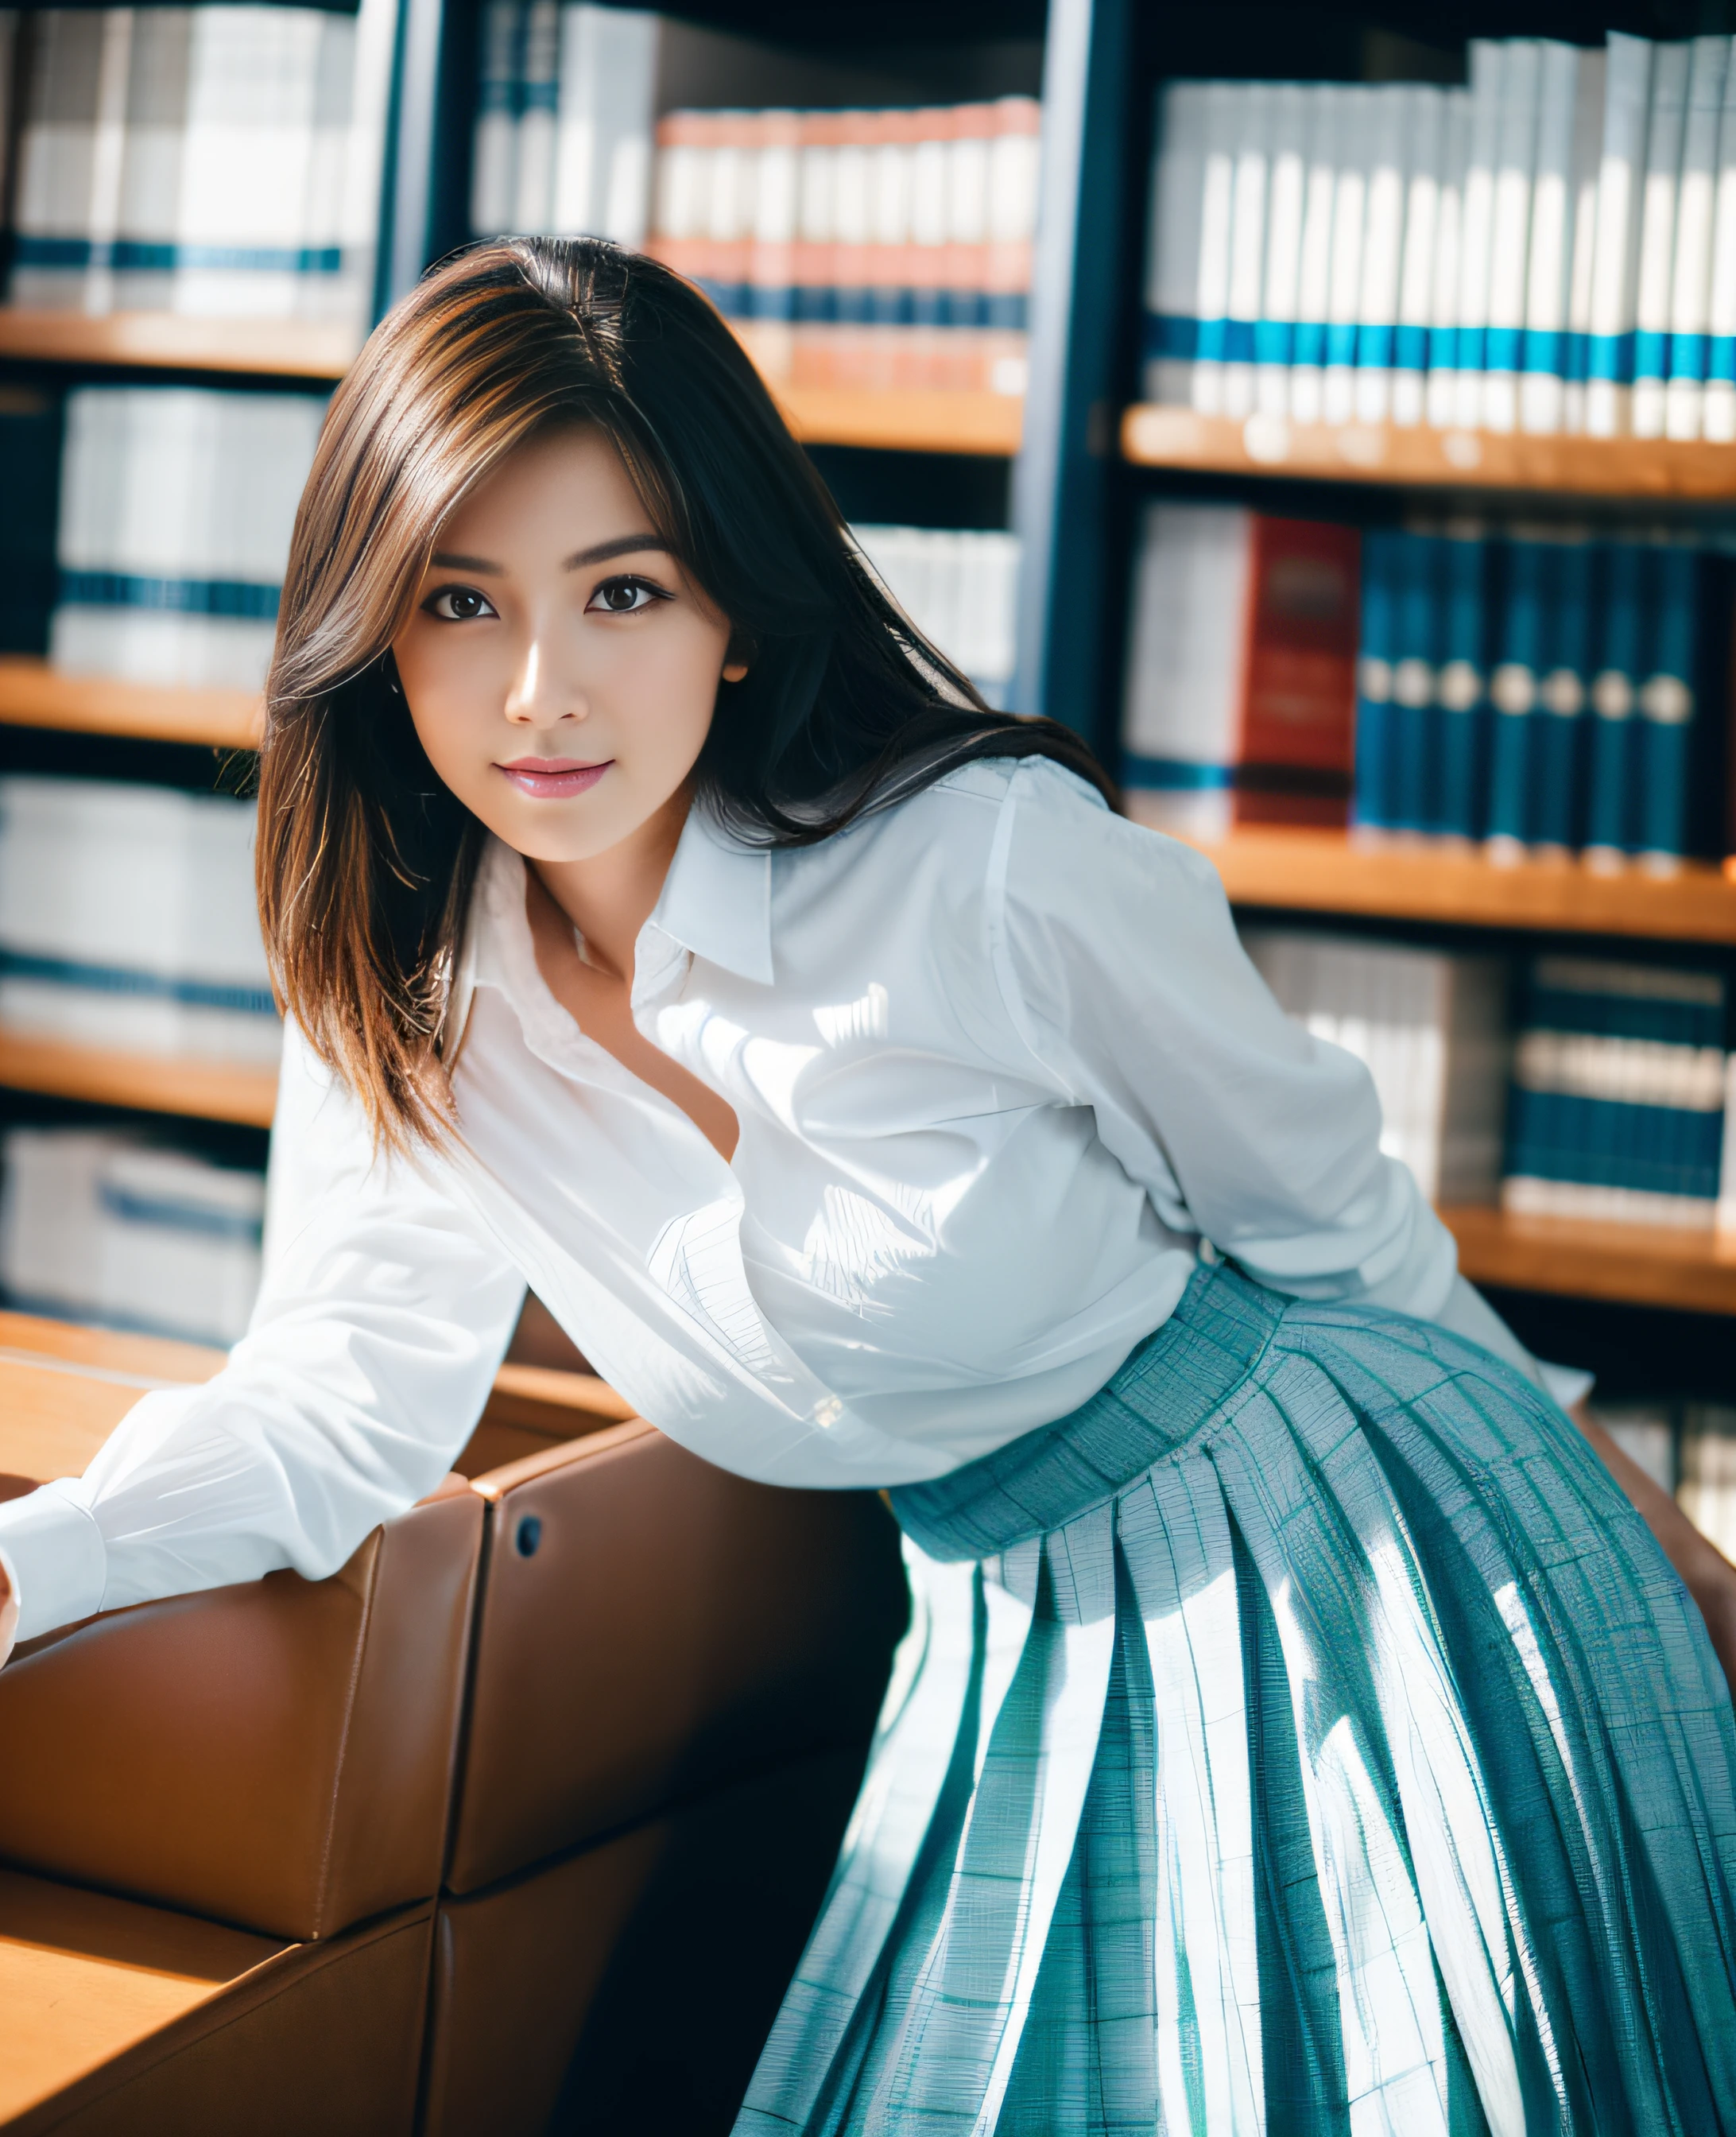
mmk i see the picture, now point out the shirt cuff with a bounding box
[0,1483,107,1648]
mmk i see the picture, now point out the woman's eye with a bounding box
[587,576,663,615]
[424,585,496,622]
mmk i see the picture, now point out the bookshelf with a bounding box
[1195,829,1736,945]
[1443,1206,1736,1318]
[0,1032,277,1129]
[0,659,263,752]
[0,310,358,380]
[1122,404,1736,499]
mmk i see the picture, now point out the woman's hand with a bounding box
[1575,1403,1736,1699]
[0,1549,16,1671]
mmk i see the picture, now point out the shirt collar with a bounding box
[645,802,775,986]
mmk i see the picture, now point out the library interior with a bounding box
[2,0,1736,2130]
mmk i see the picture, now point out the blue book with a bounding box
[1636,543,1699,871]
[1485,534,1548,854]
[1435,528,1490,840]
[1585,541,1645,863]
[1354,532,1400,832]
[1530,536,1593,854]
[1389,531,1440,834]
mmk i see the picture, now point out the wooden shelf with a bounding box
[1122,403,1736,498]
[1443,1204,1736,1316]
[1193,828,1736,943]
[0,308,355,378]
[769,382,1023,456]
[0,657,262,750]
[0,1030,277,1127]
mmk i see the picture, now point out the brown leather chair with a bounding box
[0,1322,908,2136]
[423,1421,909,2137]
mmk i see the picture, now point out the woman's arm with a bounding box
[0,1024,525,1665]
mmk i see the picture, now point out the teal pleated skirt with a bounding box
[735,1263,1736,2135]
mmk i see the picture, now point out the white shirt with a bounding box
[0,758,1554,1647]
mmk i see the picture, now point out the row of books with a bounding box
[51,386,325,691]
[1244,926,1736,1235]
[0,1125,265,1346]
[2,3,392,328]
[851,525,1019,707]
[1356,525,1717,866]
[1120,502,1727,871]
[1143,33,1736,440]
[0,776,281,1065]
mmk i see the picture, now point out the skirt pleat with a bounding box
[734,1268,1736,2137]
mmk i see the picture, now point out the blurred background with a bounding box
[0,0,1734,1561]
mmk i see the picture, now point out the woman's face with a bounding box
[393,424,741,863]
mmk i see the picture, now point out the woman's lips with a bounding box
[496,758,611,799]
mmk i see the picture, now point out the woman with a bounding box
[2,239,1733,2134]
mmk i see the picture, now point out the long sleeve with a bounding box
[0,1023,526,1654]
[994,762,1560,1379]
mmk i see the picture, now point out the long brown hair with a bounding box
[258,237,1110,1145]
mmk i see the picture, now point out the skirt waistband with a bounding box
[889,1262,1286,1561]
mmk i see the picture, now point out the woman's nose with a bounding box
[503,634,588,725]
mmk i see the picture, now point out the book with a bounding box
[1562,47,1610,435]
[1242,928,1510,1205]
[1391,84,1443,429]
[851,524,1020,708]
[1633,41,1692,437]
[1223,82,1270,422]
[52,384,326,691]
[9,6,131,312]
[1256,82,1308,419]
[1530,531,1593,856]
[1436,520,1490,842]
[1584,537,1645,868]
[1426,88,1470,429]
[1454,41,1505,431]
[1587,33,1654,438]
[1354,527,1397,834]
[1705,45,1736,440]
[1123,504,1360,839]
[1635,537,1699,874]
[1484,529,1548,859]
[1323,86,1370,429]
[1664,37,1730,440]
[0,774,281,1065]
[1289,83,1342,426]
[1387,526,1440,836]
[0,1126,266,1347]
[1354,83,1409,425]
[1482,38,1540,434]
[512,0,560,235]
[1142,82,1208,406]
[1522,42,1588,436]
[1502,955,1727,1229]
[470,0,521,239]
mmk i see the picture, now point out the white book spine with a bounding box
[1355,84,1409,424]
[553,3,657,240]
[1667,36,1732,439]
[1290,84,1340,425]
[1190,83,1237,417]
[1484,40,1541,433]
[114,8,191,316]
[1522,41,1583,435]
[1563,46,1608,433]
[1426,88,1469,428]
[1323,86,1370,427]
[1256,83,1308,420]
[1392,85,1443,429]
[1708,45,1736,440]
[472,1,522,235]
[299,12,358,323]
[1143,81,1207,405]
[1589,33,1655,438]
[1223,83,1269,421]
[1454,40,1505,431]
[1633,41,1691,436]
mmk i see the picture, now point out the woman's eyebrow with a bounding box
[564,533,669,570]
[430,550,502,573]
